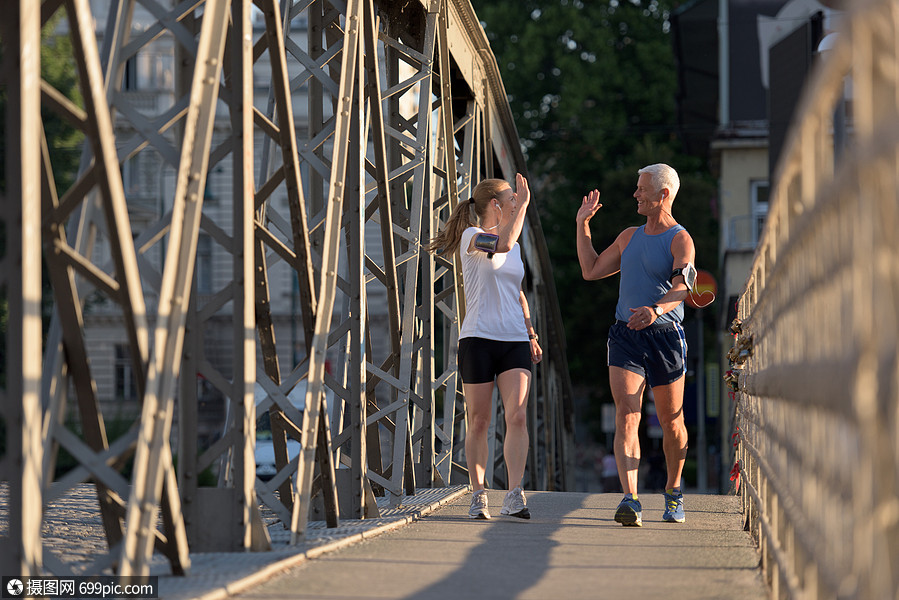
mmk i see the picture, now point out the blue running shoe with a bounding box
[614,496,642,527]
[663,490,686,523]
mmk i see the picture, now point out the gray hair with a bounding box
[638,163,680,201]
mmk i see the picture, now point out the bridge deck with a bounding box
[4,484,765,598]
[221,491,766,600]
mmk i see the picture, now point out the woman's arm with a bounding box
[495,173,531,253]
[519,290,543,363]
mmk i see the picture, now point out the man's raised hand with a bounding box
[577,189,602,224]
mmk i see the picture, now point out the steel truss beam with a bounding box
[1,0,575,575]
[0,0,44,578]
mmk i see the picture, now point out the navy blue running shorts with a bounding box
[458,337,531,384]
[607,320,687,387]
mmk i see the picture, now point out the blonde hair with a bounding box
[425,178,509,254]
[638,163,680,200]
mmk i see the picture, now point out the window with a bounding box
[196,234,213,295]
[203,171,218,205]
[122,155,140,197]
[114,345,138,401]
[751,180,770,244]
[138,53,174,91]
[121,53,174,91]
[252,5,307,29]
[725,180,771,251]
[123,57,138,90]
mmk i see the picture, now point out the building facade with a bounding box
[672,0,843,489]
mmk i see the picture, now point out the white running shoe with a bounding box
[468,489,490,519]
[500,487,530,519]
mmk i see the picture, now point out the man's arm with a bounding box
[652,230,696,313]
[626,230,696,329]
[576,189,627,280]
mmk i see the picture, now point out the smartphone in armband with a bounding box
[473,232,499,255]
[670,262,698,290]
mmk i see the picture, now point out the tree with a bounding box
[471,0,718,396]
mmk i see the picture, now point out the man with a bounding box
[575,163,694,526]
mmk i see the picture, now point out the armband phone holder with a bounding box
[474,232,499,258]
[670,262,698,289]
[672,262,715,308]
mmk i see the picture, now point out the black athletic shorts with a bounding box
[458,337,531,384]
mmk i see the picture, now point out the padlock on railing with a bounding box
[726,335,753,365]
[723,369,740,392]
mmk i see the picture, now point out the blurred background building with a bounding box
[671,0,845,489]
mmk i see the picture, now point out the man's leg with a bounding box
[609,365,646,495]
[651,376,688,490]
[463,381,496,491]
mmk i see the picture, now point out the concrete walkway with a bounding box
[228,491,767,600]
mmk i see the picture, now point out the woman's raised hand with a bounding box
[516,173,530,205]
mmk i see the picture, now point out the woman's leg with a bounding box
[496,368,531,489]
[463,381,496,491]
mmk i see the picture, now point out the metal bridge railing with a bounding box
[0,0,574,578]
[730,1,899,598]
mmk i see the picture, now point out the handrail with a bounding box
[729,2,899,598]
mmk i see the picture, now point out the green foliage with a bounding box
[40,17,85,195]
[471,0,719,405]
[0,15,84,195]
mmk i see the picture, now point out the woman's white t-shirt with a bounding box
[458,226,529,342]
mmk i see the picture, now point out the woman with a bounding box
[426,173,543,519]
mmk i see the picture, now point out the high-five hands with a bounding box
[516,173,530,205]
[576,189,602,224]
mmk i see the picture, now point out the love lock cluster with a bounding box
[726,335,753,365]
[723,369,740,392]
[723,319,753,393]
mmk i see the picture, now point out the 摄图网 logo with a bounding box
[6,579,24,596]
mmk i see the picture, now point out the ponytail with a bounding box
[425,199,476,254]
[425,178,508,255]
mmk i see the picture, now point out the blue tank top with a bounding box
[615,224,685,324]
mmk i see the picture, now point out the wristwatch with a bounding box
[652,304,664,317]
